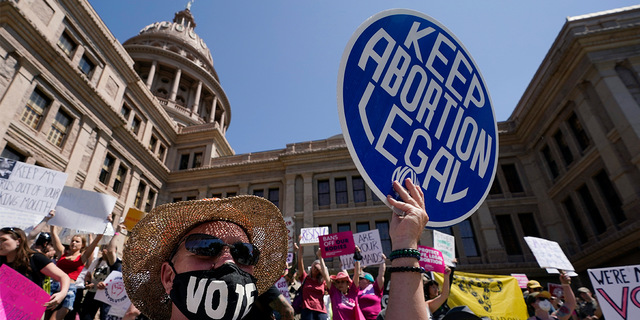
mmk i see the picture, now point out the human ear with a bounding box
[160,261,175,294]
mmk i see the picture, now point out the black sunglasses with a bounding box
[0,227,16,234]
[175,233,260,266]
[537,297,549,302]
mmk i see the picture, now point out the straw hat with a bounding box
[122,196,288,320]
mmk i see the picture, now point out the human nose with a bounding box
[211,247,235,269]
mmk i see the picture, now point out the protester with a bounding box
[575,287,600,320]
[321,246,365,320]
[357,255,386,320]
[426,266,452,318]
[526,274,575,320]
[295,239,329,320]
[244,284,295,320]
[0,227,71,310]
[122,196,288,320]
[28,209,56,246]
[524,280,544,299]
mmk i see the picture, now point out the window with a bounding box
[518,213,540,237]
[210,194,222,199]
[134,182,146,209]
[186,196,197,201]
[158,145,166,161]
[57,32,76,57]
[21,89,50,129]
[567,113,590,151]
[47,110,72,147]
[356,222,369,233]
[318,180,330,206]
[553,130,573,166]
[120,104,131,119]
[335,178,348,204]
[145,190,156,212]
[593,171,626,224]
[459,219,480,257]
[179,154,189,170]
[337,223,351,233]
[577,185,607,235]
[563,197,588,244]
[78,55,95,76]
[149,136,158,151]
[501,164,524,193]
[226,192,236,198]
[496,215,522,255]
[253,189,264,198]
[0,146,25,161]
[541,145,559,179]
[376,221,392,256]
[352,177,366,203]
[112,165,127,194]
[319,224,332,235]
[489,179,502,195]
[130,116,141,135]
[99,154,115,184]
[192,152,203,168]
[173,197,182,203]
[268,188,279,208]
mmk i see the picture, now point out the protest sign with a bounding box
[0,264,50,320]
[337,10,498,227]
[587,264,640,320]
[524,236,574,271]
[340,229,384,269]
[49,187,117,234]
[417,245,445,273]
[284,217,295,251]
[95,271,131,315]
[434,271,528,320]
[123,207,146,230]
[511,273,529,289]
[320,231,356,258]
[545,268,578,277]
[275,277,291,303]
[0,158,67,226]
[433,230,455,267]
[287,253,294,264]
[548,283,564,299]
[299,227,329,245]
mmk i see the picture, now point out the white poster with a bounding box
[524,236,574,271]
[284,217,295,252]
[340,230,384,270]
[49,187,117,235]
[299,227,329,245]
[94,271,131,316]
[275,277,291,303]
[433,230,456,267]
[587,264,640,320]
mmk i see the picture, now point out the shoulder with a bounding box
[31,252,52,269]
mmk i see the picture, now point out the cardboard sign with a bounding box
[587,264,640,320]
[0,158,67,226]
[340,230,384,269]
[49,187,117,234]
[433,230,455,267]
[547,283,564,299]
[524,236,574,271]
[417,245,445,273]
[284,217,295,252]
[511,274,529,289]
[123,207,146,230]
[299,227,329,245]
[320,231,356,258]
[275,277,291,303]
[0,264,50,320]
[95,271,131,316]
[337,9,498,227]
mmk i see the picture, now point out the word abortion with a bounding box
[357,22,493,203]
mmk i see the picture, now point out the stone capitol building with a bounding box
[1,0,639,287]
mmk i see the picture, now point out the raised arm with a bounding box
[49,225,64,256]
[28,209,55,246]
[426,267,451,313]
[377,253,386,291]
[295,236,304,282]
[555,273,576,320]
[82,233,103,264]
[353,246,361,289]
[317,248,331,290]
[104,224,125,266]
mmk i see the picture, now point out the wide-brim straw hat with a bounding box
[122,196,288,320]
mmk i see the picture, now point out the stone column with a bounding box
[169,68,182,101]
[82,130,111,190]
[219,111,226,131]
[209,96,218,123]
[124,169,142,210]
[0,63,37,142]
[146,60,157,89]
[198,187,208,199]
[238,183,249,195]
[284,174,296,217]
[192,81,202,114]
[475,202,507,263]
[301,173,314,259]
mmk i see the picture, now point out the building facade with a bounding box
[1,0,639,286]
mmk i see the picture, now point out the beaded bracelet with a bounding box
[389,248,420,261]
[388,266,426,273]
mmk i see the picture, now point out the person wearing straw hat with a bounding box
[122,196,288,320]
[525,274,576,320]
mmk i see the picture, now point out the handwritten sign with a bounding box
[417,246,445,273]
[547,283,564,299]
[587,264,640,320]
[299,227,329,245]
[340,230,384,270]
[511,274,529,289]
[320,231,355,258]
[524,236,574,271]
[123,207,146,230]
[0,158,67,224]
[287,253,294,264]
[284,217,295,251]
[0,264,50,320]
[275,277,291,303]
[95,271,131,316]
[49,187,117,234]
[433,230,455,267]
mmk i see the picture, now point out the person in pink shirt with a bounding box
[357,254,386,320]
[321,247,365,320]
[296,238,328,320]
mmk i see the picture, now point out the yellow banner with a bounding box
[433,271,528,320]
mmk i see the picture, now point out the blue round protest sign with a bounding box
[337,9,498,227]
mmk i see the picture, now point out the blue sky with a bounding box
[89,1,638,155]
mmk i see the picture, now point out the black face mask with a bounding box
[170,262,258,320]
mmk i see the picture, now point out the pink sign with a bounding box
[0,264,50,320]
[417,246,445,274]
[548,283,564,299]
[320,231,355,258]
[511,273,530,289]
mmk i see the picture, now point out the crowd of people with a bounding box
[0,179,604,320]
